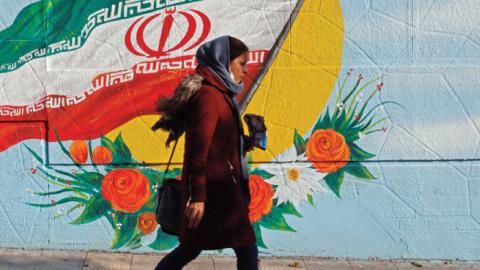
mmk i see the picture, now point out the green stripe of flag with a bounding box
[0,0,202,73]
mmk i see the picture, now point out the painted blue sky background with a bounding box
[272,0,480,259]
[0,1,35,30]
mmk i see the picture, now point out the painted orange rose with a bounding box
[101,168,151,213]
[69,140,88,164]
[92,146,113,164]
[248,174,274,223]
[137,212,157,235]
[306,128,350,173]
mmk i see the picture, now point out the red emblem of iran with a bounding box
[125,7,211,58]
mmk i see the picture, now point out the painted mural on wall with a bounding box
[0,0,348,250]
[0,0,269,151]
[25,71,393,250]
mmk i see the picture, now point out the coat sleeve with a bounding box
[185,88,219,202]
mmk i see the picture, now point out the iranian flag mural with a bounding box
[0,0,282,152]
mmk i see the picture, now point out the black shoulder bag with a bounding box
[155,138,181,236]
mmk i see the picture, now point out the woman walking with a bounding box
[153,36,259,270]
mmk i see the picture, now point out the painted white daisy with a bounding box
[260,146,328,209]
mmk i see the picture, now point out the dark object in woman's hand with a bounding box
[243,114,267,150]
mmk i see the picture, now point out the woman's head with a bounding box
[195,35,249,95]
[228,36,249,84]
[153,36,249,145]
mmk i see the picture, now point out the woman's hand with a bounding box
[244,135,255,152]
[185,200,205,228]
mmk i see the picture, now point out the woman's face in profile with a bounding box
[230,52,249,84]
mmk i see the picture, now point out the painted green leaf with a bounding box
[345,134,360,143]
[111,212,138,249]
[28,162,89,190]
[339,110,357,134]
[277,201,302,217]
[70,194,111,224]
[101,133,134,166]
[100,135,116,170]
[87,140,100,171]
[101,135,115,151]
[333,108,346,131]
[307,194,316,208]
[313,109,330,131]
[148,229,178,250]
[346,125,364,138]
[323,110,332,128]
[344,162,376,180]
[358,115,375,132]
[22,145,78,180]
[252,222,267,248]
[293,129,306,155]
[126,230,143,250]
[23,144,44,164]
[74,172,103,187]
[260,207,296,232]
[104,212,115,229]
[113,133,132,164]
[325,171,344,198]
[53,129,87,172]
[53,129,73,160]
[349,143,375,161]
[272,198,279,205]
[139,168,162,184]
[251,168,274,179]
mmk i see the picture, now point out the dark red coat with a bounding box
[177,66,257,250]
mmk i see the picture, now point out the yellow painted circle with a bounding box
[107,1,344,169]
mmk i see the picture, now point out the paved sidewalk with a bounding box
[0,249,479,269]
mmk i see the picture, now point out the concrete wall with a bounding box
[0,0,479,261]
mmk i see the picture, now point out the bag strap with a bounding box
[161,138,179,182]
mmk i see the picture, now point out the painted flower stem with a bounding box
[33,187,94,196]
[335,70,353,105]
[346,76,381,115]
[52,203,84,220]
[88,139,100,172]
[362,117,388,133]
[25,196,88,207]
[54,129,89,173]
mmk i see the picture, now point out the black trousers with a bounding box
[154,243,259,270]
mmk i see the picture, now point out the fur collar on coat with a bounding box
[151,73,204,147]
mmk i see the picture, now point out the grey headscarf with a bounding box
[195,36,251,204]
[195,36,244,95]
